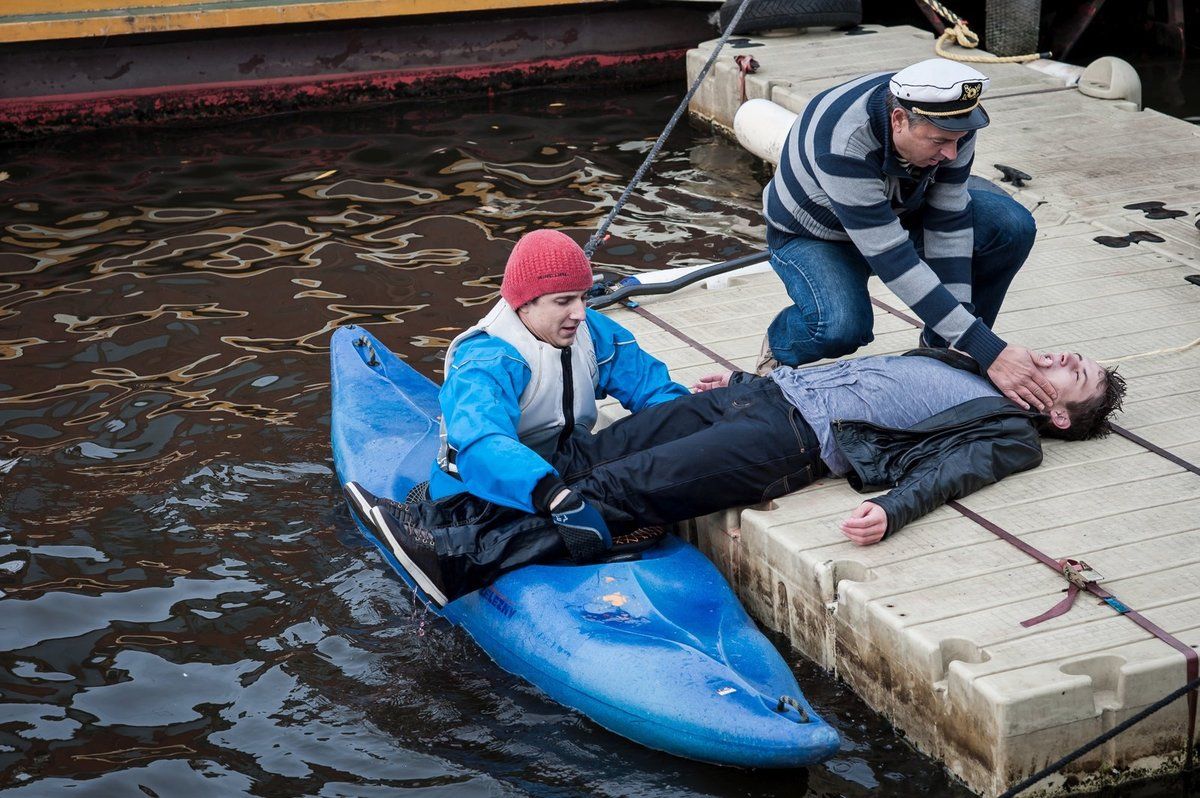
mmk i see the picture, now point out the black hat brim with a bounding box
[926,104,990,132]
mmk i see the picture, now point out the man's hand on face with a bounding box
[840,502,887,546]
[986,345,1058,411]
[691,371,732,392]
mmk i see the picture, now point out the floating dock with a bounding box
[602,24,1199,797]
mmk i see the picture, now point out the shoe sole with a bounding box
[755,359,780,377]
[369,505,449,609]
[343,482,375,526]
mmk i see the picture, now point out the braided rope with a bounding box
[910,98,982,117]
[919,0,1047,64]
[583,0,754,258]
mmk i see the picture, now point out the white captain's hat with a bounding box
[888,58,990,131]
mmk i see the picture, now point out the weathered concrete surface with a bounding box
[604,23,1200,797]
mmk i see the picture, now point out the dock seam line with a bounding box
[986,86,1079,100]
[623,303,739,371]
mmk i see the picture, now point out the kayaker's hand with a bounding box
[692,371,732,392]
[840,502,887,546]
[986,345,1057,411]
[551,491,612,560]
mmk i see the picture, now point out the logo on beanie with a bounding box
[960,82,982,101]
[536,270,578,281]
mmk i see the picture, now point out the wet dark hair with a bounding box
[1039,366,1127,441]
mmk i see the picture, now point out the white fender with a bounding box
[734,98,798,167]
[1078,56,1142,111]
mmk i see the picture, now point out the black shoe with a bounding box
[609,524,668,557]
[918,329,949,350]
[369,503,450,609]
[343,481,377,526]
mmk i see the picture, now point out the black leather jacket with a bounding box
[835,348,1043,536]
[745,348,1045,537]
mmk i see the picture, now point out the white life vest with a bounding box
[438,300,599,469]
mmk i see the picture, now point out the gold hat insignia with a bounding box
[961,82,981,100]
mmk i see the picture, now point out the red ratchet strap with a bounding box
[870,296,924,328]
[1019,558,1099,628]
[623,303,739,371]
[950,500,1197,763]
[734,55,759,103]
[1111,423,1200,477]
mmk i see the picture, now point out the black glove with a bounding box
[550,491,612,562]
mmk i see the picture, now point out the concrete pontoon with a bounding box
[600,23,1199,798]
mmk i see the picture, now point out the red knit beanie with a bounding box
[500,230,593,309]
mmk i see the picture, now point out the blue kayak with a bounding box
[329,324,841,768]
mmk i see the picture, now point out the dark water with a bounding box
[864,0,1200,119]
[0,87,1191,797]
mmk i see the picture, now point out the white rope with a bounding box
[1099,338,1200,365]
[583,0,755,258]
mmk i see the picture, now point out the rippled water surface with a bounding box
[0,87,1187,797]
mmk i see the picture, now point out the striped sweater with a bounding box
[763,72,1006,368]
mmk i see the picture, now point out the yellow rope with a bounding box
[920,0,1045,64]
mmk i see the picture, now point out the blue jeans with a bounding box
[765,187,1036,366]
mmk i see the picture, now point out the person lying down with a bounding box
[345,345,1125,609]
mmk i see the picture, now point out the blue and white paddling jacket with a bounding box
[429,302,689,512]
[763,72,1007,369]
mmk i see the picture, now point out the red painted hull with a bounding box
[0,5,713,140]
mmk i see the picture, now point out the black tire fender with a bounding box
[718,0,863,36]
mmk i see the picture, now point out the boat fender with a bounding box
[717,0,862,37]
[734,98,798,166]
[1078,56,1142,111]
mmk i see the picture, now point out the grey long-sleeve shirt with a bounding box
[770,355,999,476]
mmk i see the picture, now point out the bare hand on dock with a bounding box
[692,371,731,392]
[840,502,887,545]
[986,345,1057,411]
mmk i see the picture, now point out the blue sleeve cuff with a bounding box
[955,320,1006,370]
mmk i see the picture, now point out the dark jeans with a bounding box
[765,186,1036,366]
[553,379,826,529]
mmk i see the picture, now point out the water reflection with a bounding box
[0,85,1069,796]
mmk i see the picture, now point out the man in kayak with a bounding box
[347,343,1125,607]
[349,228,691,571]
[759,57,1056,414]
